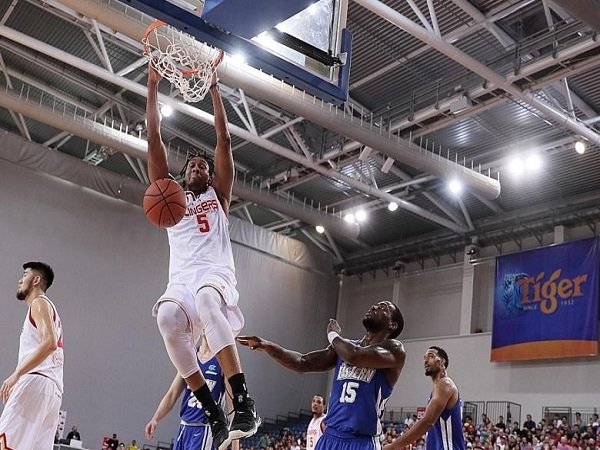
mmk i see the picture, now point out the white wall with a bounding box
[0,158,338,448]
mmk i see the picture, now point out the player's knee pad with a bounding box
[156,301,199,379]
[195,287,235,354]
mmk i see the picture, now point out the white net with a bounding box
[143,20,221,103]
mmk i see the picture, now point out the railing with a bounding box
[543,406,600,427]
[384,400,521,425]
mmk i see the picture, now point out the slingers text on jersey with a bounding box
[185,196,219,217]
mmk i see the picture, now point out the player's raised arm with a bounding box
[329,334,405,370]
[208,60,234,215]
[146,63,170,183]
[237,336,337,373]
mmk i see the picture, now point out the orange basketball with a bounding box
[143,178,187,228]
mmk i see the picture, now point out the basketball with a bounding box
[143,178,187,228]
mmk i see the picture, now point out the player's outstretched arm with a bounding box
[145,374,186,440]
[146,63,169,183]
[237,336,337,373]
[209,61,234,215]
[383,379,455,450]
[327,319,405,370]
[1,297,58,403]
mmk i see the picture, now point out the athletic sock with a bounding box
[193,384,220,420]
[228,373,249,403]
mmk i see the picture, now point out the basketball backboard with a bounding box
[121,0,351,103]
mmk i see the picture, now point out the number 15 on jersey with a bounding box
[340,381,359,403]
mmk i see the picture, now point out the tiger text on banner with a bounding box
[491,237,599,362]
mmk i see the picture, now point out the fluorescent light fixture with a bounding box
[231,52,246,64]
[508,156,524,177]
[448,179,463,195]
[526,153,542,171]
[449,95,472,114]
[575,140,586,154]
[388,202,398,212]
[160,104,173,117]
[315,225,325,234]
[355,209,368,222]
[344,213,356,224]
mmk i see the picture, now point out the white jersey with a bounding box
[19,295,64,392]
[167,187,236,287]
[307,415,325,450]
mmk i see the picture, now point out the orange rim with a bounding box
[142,19,222,79]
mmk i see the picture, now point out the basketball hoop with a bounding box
[142,20,223,103]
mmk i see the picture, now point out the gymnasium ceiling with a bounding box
[0,0,600,274]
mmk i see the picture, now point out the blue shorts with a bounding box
[315,431,381,450]
[174,423,213,450]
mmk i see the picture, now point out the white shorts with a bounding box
[152,273,244,362]
[0,373,62,450]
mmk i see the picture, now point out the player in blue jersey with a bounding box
[145,355,238,450]
[237,300,406,450]
[383,346,465,450]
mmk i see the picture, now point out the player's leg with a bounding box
[195,286,260,439]
[35,383,62,450]
[0,375,52,450]
[156,300,230,450]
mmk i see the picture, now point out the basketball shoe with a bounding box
[206,405,231,450]
[229,394,261,440]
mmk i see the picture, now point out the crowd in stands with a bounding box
[242,411,600,450]
[378,412,600,450]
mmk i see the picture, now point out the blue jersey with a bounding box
[325,351,393,438]
[425,393,466,450]
[179,357,226,424]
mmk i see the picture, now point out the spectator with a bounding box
[107,433,119,450]
[524,415,536,432]
[496,416,507,432]
[66,426,81,441]
[128,440,139,450]
[404,414,415,428]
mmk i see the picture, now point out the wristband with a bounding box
[327,331,340,345]
[209,82,219,91]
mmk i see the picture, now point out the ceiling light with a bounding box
[526,153,543,171]
[508,156,524,177]
[355,209,368,222]
[344,213,356,224]
[449,94,472,114]
[231,52,246,64]
[575,140,586,154]
[160,104,173,117]
[448,179,463,195]
[388,202,398,212]
[315,225,325,234]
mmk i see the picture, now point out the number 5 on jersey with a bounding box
[196,213,210,233]
[340,381,359,403]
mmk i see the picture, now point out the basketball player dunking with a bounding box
[237,301,406,450]
[145,352,238,450]
[0,262,64,450]
[383,347,465,450]
[146,62,260,450]
[306,395,326,450]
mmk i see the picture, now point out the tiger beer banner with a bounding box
[492,238,599,361]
